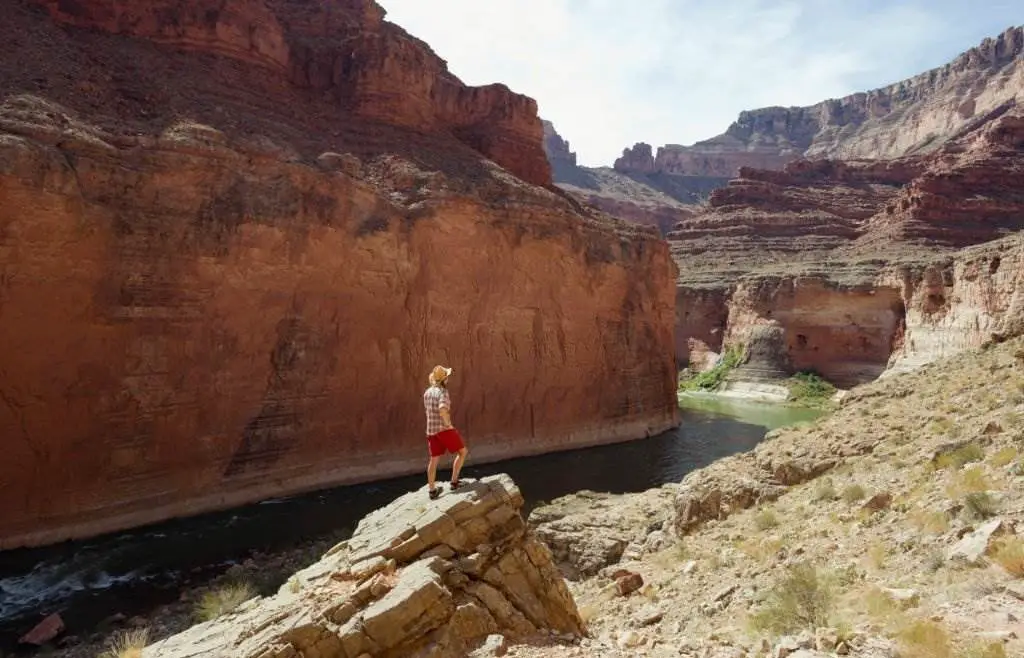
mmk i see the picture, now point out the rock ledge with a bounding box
[145,475,584,658]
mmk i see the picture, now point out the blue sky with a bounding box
[377,1,1022,166]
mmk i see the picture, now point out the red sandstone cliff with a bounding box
[615,26,1023,179]
[669,105,1024,387]
[0,0,678,549]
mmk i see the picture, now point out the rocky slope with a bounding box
[144,474,584,657]
[669,105,1024,387]
[0,0,679,549]
[616,26,1024,180]
[529,335,1024,657]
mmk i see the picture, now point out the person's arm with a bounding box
[439,390,453,428]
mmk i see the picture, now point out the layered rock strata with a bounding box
[669,107,1024,387]
[30,0,553,187]
[144,475,585,658]
[615,26,1023,179]
[0,0,679,549]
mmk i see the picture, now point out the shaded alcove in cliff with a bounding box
[777,288,907,388]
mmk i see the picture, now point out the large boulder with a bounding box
[528,487,678,579]
[144,475,584,658]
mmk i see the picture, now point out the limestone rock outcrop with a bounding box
[144,474,585,658]
[0,1,679,549]
[616,26,1024,179]
[528,487,678,579]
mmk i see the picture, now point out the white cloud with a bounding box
[377,1,1021,166]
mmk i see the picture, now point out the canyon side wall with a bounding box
[669,105,1024,387]
[0,0,678,549]
[675,241,1023,390]
[885,238,1024,374]
[615,27,1023,179]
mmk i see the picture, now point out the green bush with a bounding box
[680,344,745,392]
[786,371,837,406]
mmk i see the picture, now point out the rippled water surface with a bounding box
[0,399,822,648]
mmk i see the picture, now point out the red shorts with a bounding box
[427,428,465,457]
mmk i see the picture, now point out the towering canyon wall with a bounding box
[539,28,1021,240]
[669,105,1024,386]
[0,0,678,549]
[615,27,1023,178]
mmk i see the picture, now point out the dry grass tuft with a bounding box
[194,582,256,622]
[934,443,984,470]
[98,628,149,658]
[946,465,993,499]
[992,536,1024,577]
[895,619,952,658]
[909,509,950,535]
[962,641,1008,658]
[989,446,1018,468]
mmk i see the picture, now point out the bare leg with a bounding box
[427,455,440,491]
[451,447,468,484]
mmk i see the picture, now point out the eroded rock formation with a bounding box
[616,26,1023,179]
[31,0,553,186]
[669,106,1024,387]
[540,121,720,235]
[541,28,1021,242]
[145,475,585,657]
[0,0,679,549]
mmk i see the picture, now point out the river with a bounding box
[0,398,822,650]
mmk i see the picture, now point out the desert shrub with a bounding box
[934,443,984,470]
[964,492,999,520]
[841,483,867,503]
[813,477,838,502]
[753,508,780,531]
[748,562,835,635]
[787,371,837,406]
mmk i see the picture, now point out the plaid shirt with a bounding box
[423,384,452,436]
